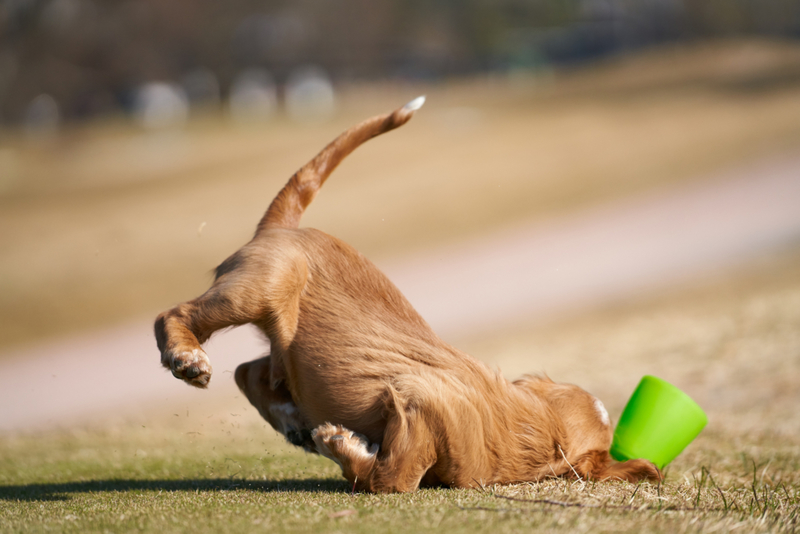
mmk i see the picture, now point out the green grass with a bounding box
[9,242,800,532]
[1,424,799,533]
[2,211,800,534]
[2,247,800,532]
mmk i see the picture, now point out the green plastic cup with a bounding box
[611,375,707,469]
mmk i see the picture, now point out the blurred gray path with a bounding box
[2,152,800,433]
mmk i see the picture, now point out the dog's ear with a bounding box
[234,362,249,393]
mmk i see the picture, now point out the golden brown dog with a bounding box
[155,97,661,492]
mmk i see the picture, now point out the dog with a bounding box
[155,97,661,492]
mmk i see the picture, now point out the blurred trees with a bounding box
[0,0,798,125]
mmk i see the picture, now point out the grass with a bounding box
[460,248,800,437]
[2,241,800,533]
[1,424,798,533]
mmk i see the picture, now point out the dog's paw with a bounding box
[312,423,378,469]
[163,347,213,388]
[635,460,664,483]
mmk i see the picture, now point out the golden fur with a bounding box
[155,98,661,492]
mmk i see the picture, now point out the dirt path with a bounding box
[2,152,799,433]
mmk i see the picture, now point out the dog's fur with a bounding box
[155,98,661,492]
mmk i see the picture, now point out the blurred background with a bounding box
[2,0,800,129]
[1,0,800,445]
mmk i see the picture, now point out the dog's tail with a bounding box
[256,96,426,234]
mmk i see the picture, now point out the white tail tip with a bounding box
[403,95,426,112]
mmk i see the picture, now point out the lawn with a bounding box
[2,245,799,533]
[1,424,798,533]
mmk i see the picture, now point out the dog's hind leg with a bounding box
[312,423,379,484]
[312,387,438,493]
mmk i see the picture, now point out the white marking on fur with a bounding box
[594,398,610,426]
[269,402,300,434]
[350,440,379,462]
[403,95,426,111]
[169,348,211,381]
[176,348,208,366]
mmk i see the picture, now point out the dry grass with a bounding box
[2,217,800,532]
[1,402,798,533]
[2,40,800,349]
[0,409,797,533]
[461,247,800,437]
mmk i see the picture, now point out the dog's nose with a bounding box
[286,428,304,446]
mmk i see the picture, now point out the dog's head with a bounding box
[235,356,291,421]
[235,356,316,451]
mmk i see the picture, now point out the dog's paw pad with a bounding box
[165,348,213,388]
[185,366,201,378]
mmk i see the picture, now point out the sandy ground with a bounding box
[1,151,798,434]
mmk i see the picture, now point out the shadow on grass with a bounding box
[0,478,349,502]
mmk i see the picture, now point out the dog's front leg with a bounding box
[154,283,268,388]
[155,244,308,388]
[155,288,266,387]
[570,450,662,483]
[154,297,218,388]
